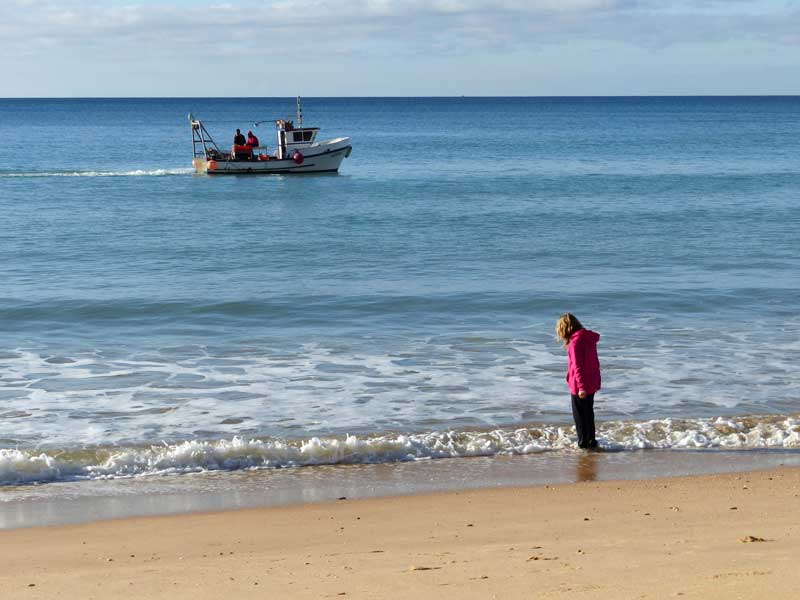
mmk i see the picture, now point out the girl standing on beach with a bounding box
[556,313,601,449]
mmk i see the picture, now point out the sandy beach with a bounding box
[1,465,798,599]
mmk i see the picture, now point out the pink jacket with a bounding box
[566,329,601,395]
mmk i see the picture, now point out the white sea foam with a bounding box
[1,415,798,486]
[2,325,800,452]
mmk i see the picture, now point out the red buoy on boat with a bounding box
[292,151,304,165]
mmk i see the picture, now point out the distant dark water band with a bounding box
[0,288,795,325]
[1,168,799,180]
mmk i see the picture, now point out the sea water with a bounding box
[1,97,799,522]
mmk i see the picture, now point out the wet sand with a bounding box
[4,449,800,529]
[1,465,799,599]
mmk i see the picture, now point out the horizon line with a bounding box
[2,94,800,100]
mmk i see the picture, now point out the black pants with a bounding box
[571,393,597,449]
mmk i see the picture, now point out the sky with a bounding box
[2,0,799,97]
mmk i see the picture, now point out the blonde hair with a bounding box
[555,313,583,347]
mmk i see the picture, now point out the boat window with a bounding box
[291,131,315,142]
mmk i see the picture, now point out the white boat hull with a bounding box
[193,138,352,175]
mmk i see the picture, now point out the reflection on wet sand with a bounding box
[576,452,599,482]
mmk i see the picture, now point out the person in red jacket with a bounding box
[246,130,259,147]
[556,313,601,449]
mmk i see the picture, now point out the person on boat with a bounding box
[246,131,260,148]
[233,129,246,146]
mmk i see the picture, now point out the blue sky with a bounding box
[2,0,799,96]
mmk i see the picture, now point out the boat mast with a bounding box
[297,96,303,129]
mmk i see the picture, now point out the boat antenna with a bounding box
[297,96,302,129]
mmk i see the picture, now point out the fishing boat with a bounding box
[190,97,352,175]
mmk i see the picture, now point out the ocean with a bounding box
[1,96,799,527]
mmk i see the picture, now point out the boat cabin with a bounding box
[275,119,319,160]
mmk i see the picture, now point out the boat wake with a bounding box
[0,168,193,178]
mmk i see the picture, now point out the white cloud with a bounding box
[2,0,799,59]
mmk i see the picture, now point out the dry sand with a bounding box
[1,464,799,599]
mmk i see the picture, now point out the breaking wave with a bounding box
[2,414,799,486]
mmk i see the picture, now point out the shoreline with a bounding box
[1,465,799,599]
[2,448,800,530]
